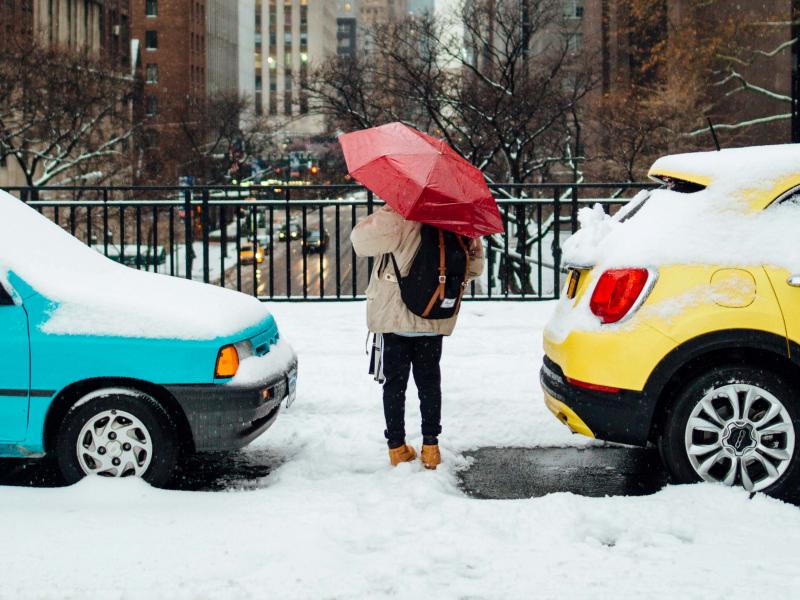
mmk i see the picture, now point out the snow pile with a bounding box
[0,190,270,339]
[229,338,297,386]
[563,146,800,271]
[1,303,800,599]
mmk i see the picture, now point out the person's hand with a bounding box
[469,237,483,257]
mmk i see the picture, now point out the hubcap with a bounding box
[684,383,795,492]
[76,409,153,478]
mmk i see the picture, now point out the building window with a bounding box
[564,0,584,19]
[146,0,157,17]
[146,64,158,84]
[146,95,158,117]
[565,32,582,52]
[145,30,157,50]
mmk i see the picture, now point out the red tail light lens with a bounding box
[590,268,650,324]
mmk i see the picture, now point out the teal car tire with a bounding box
[55,389,180,487]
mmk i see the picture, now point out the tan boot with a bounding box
[421,444,441,470]
[388,444,417,466]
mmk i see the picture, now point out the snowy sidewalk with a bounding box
[1,302,799,599]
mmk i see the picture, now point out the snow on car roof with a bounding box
[650,144,800,190]
[564,145,800,276]
[0,190,271,339]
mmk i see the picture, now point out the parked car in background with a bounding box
[303,229,329,254]
[0,191,298,487]
[541,145,800,500]
[92,244,167,268]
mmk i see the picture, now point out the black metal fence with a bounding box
[5,183,656,301]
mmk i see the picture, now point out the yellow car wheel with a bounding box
[658,366,800,500]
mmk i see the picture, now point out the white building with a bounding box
[206,0,240,95]
[253,0,337,138]
[238,0,256,106]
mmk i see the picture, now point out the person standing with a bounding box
[351,206,484,469]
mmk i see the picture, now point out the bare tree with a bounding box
[306,0,595,186]
[585,1,795,181]
[0,38,139,187]
[306,0,596,293]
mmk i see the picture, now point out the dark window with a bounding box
[145,30,157,50]
[146,95,158,117]
[146,0,157,17]
[0,282,13,306]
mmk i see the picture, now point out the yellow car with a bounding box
[542,145,800,498]
[239,242,265,265]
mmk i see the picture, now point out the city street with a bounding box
[220,204,373,298]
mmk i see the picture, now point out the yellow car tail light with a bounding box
[215,345,240,378]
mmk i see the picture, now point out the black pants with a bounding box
[382,333,443,447]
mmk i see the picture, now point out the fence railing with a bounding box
[5,183,656,301]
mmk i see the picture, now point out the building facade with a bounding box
[130,0,207,124]
[206,0,239,95]
[337,0,359,58]
[580,0,793,145]
[254,0,336,137]
[239,0,256,106]
[1,1,130,64]
[359,0,407,27]
[0,0,132,187]
[0,0,34,51]
[408,0,434,17]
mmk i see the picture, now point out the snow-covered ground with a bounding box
[2,302,800,599]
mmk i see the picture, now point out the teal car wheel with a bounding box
[56,389,180,487]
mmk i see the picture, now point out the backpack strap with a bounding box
[389,253,402,281]
[454,235,471,314]
[378,253,390,278]
[421,229,447,318]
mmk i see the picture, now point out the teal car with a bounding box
[0,196,298,487]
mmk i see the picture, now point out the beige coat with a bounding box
[350,207,485,335]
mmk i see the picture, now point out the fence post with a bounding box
[553,187,562,299]
[571,184,579,233]
[183,188,193,280]
[202,188,210,283]
[103,188,109,257]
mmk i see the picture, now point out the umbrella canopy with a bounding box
[338,122,503,237]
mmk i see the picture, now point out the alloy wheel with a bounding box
[684,383,795,492]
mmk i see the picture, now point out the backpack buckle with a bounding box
[438,275,446,283]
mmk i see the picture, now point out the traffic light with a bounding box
[310,165,319,176]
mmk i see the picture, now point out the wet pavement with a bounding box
[458,447,670,499]
[0,448,283,491]
[0,446,669,497]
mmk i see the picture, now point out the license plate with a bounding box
[565,269,580,299]
[286,372,297,408]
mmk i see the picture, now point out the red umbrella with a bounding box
[338,122,503,238]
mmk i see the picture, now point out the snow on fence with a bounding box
[4,183,654,301]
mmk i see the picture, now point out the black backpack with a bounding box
[386,224,471,320]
